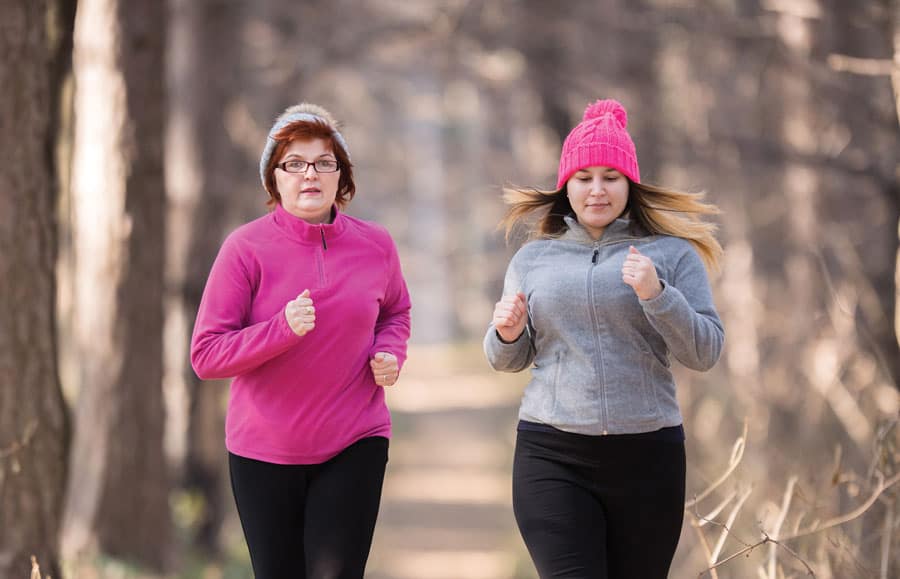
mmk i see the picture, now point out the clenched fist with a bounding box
[370,352,399,387]
[622,246,663,300]
[285,289,316,336]
[492,291,528,343]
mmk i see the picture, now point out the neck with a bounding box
[303,208,334,224]
[583,224,605,240]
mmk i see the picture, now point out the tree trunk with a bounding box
[172,0,247,553]
[62,0,170,570]
[0,0,76,577]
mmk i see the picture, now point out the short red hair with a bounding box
[263,120,355,209]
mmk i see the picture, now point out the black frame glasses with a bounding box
[276,159,340,174]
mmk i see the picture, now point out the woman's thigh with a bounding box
[304,436,389,579]
[228,452,308,579]
[600,440,686,579]
[513,434,609,578]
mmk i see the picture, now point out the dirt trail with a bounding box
[366,344,533,579]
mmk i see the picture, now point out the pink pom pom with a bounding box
[583,99,627,127]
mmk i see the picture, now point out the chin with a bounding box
[297,202,325,212]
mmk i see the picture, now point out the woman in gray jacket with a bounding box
[485,98,724,578]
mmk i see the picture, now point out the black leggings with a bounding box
[228,437,389,579]
[513,428,686,579]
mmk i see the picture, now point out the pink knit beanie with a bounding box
[556,99,640,189]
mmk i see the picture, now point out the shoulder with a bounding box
[344,213,391,238]
[225,210,278,241]
[648,234,695,255]
[645,235,709,284]
[343,213,399,256]
[510,238,556,265]
[220,211,279,252]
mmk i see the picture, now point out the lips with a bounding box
[300,188,322,194]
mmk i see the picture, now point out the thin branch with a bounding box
[692,491,758,550]
[783,471,900,540]
[711,487,754,564]
[706,531,815,577]
[697,489,739,527]
[773,539,815,576]
[879,497,894,579]
[869,419,898,481]
[706,534,772,574]
[768,476,799,579]
[687,421,748,508]
[691,520,719,579]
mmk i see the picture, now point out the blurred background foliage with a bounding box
[2,0,900,578]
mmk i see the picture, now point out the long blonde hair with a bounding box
[500,180,723,274]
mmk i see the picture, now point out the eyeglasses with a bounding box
[276,159,340,174]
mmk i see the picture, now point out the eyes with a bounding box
[278,159,340,173]
[575,173,621,183]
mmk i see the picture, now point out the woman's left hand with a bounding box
[370,352,399,387]
[622,246,663,300]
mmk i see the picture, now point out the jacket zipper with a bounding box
[587,243,608,434]
[315,226,327,287]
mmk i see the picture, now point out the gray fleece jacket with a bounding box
[484,215,724,435]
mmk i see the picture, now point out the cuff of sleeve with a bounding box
[369,347,407,369]
[639,279,679,314]
[277,307,303,341]
[495,328,527,345]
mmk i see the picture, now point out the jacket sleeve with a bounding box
[483,253,536,372]
[639,244,724,371]
[190,235,302,380]
[369,236,412,368]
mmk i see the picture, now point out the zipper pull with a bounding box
[591,249,599,264]
[320,227,327,250]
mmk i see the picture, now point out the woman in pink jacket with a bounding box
[191,103,411,579]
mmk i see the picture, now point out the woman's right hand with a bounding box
[285,289,316,336]
[493,291,528,343]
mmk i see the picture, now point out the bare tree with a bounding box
[0,0,76,577]
[62,0,170,569]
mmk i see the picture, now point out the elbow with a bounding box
[190,350,213,380]
[484,353,505,372]
[689,335,724,372]
[190,341,222,380]
[690,355,719,372]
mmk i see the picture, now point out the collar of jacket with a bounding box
[560,213,641,245]
[272,202,348,245]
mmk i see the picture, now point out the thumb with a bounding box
[374,352,386,362]
[299,289,310,299]
[629,245,641,255]
[516,291,527,303]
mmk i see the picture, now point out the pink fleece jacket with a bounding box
[190,203,411,464]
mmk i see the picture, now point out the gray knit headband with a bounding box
[259,111,351,191]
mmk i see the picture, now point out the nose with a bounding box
[589,177,606,195]
[302,164,319,178]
